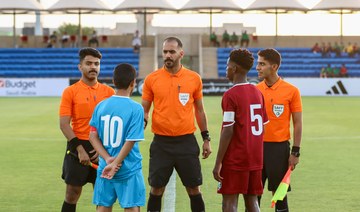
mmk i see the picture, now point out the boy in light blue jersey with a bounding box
[89,63,145,212]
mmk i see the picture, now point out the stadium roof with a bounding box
[312,0,360,10]
[0,0,43,48]
[113,0,176,12]
[181,0,241,11]
[0,0,43,12]
[47,0,111,12]
[246,0,308,11]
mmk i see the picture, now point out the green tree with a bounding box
[58,23,94,36]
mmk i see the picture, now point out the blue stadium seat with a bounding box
[0,48,139,78]
[216,47,360,77]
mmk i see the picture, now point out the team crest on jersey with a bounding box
[179,93,190,106]
[273,104,284,117]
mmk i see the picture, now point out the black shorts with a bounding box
[262,141,291,192]
[61,140,97,186]
[148,134,202,188]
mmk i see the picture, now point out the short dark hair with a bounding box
[113,63,136,89]
[163,36,183,48]
[79,47,102,62]
[257,48,281,66]
[229,48,254,71]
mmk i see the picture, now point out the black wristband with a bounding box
[201,130,210,141]
[291,146,300,153]
[68,137,81,152]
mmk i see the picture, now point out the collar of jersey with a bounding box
[161,66,185,77]
[79,80,99,90]
[264,77,282,90]
[233,82,250,87]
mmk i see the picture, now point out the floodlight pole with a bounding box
[13,10,16,48]
[144,9,147,47]
[78,9,82,48]
[209,9,213,36]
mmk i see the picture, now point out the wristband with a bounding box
[201,130,211,142]
[68,137,81,152]
[291,146,300,153]
[291,146,300,157]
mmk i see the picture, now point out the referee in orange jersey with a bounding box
[142,37,212,212]
[59,48,114,212]
[256,48,303,212]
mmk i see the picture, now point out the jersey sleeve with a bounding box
[59,87,73,117]
[193,74,203,100]
[126,104,145,142]
[221,92,235,127]
[141,76,154,102]
[290,87,302,112]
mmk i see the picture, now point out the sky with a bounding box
[2,0,360,36]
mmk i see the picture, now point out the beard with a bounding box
[164,59,175,69]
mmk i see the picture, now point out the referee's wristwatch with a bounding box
[291,151,300,157]
[201,130,211,142]
[291,146,300,157]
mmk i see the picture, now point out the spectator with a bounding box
[222,30,230,47]
[88,30,99,48]
[325,63,334,77]
[61,32,70,48]
[346,42,354,57]
[321,42,331,57]
[240,30,250,47]
[320,66,327,78]
[132,30,142,53]
[353,43,359,57]
[311,42,321,53]
[229,32,239,47]
[333,42,342,57]
[339,64,349,77]
[210,31,220,47]
[333,66,340,77]
[340,42,345,53]
[47,31,57,48]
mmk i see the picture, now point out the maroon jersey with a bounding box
[221,83,268,171]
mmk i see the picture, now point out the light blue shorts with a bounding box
[93,170,146,208]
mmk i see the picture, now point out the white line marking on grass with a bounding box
[163,171,176,212]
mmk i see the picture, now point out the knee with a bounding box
[150,187,165,196]
[65,186,82,203]
[222,202,237,212]
[186,186,201,196]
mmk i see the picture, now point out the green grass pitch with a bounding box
[0,96,359,212]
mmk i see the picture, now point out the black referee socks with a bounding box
[61,201,76,212]
[189,193,205,212]
[147,193,162,212]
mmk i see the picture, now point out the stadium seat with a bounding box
[0,48,139,78]
[217,47,360,78]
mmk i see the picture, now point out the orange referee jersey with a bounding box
[59,80,114,140]
[142,66,203,136]
[256,78,302,142]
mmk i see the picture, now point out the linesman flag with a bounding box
[271,167,292,208]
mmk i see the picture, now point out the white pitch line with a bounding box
[163,171,176,212]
